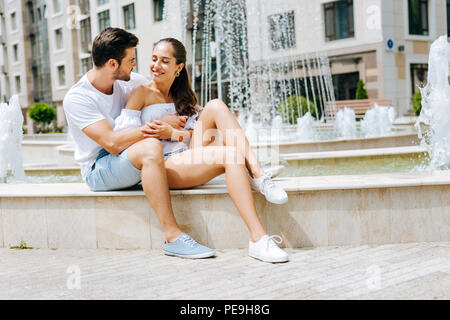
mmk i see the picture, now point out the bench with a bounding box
[325,99,392,120]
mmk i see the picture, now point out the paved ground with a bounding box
[0,242,449,300]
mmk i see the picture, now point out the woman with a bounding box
[115,38,289,263]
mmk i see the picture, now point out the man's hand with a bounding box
[160,113,188,130]
[141,120,174,140]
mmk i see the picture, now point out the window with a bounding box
[55,28,64,50]
[268,11,296,51]
[30,35,38,57]
[123,3,136,29]
[324,0,354,41]
[408,0,429,36]
[13,44,18,62]
[11,12,17,31]
[80,18,92,53]
[78,0,90,15]
[27,2,35,24]
[57,65,66,87]
[447,0,450,36]
[53,0,62,14]
[97,0,109,6]
[15,75,21,93]
[133,48,138,72]
[32,67,39,101]
[410,64,428,94]
[81,57,93,74]
[154,0,165,22]
[98,10,110,31]
[332,72,359,100]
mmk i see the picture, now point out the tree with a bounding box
[28,103,57,133]
[355,80,369,100]
[412,90,422,116]
[278,95,316,125]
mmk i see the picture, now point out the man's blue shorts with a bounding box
[86,148,142,191]
[85,146,188,191]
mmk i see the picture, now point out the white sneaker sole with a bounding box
[248,253,289,263]
[266,195,289,205]
[163,250,216,259]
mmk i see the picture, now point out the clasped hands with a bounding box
[141,113,188,140]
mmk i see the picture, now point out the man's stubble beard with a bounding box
[113,66,131,81]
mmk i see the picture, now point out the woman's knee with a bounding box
[205,99,228,114]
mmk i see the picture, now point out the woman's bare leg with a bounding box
[127,138,182,242]
[191,99,265,179]
[165,146,266,242]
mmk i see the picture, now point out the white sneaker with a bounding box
[263,165,285,178]
[248,174,288,205]
[248,235,289,263]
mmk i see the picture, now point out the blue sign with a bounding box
[387,38,394,50]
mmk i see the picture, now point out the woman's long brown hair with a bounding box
[156,38,198,117]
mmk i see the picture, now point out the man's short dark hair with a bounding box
[92,28,139,68]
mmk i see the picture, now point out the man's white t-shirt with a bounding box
[63,72,148,180]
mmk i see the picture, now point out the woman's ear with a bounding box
[178,63,185,73]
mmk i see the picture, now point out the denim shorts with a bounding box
[163,145,188,160]
[86,146,188,191]
[86,148,141,191]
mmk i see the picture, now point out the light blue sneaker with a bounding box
[163,233,216,259]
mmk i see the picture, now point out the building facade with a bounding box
[0,0,448,132]
[0,0,175,132]
[247,0,448,116]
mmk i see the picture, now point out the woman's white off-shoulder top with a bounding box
[114,103,200,155]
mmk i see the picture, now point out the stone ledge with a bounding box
[1,173,449,249]
[281,146,426,160]
[1,171,449,197]
[252,131,418,147]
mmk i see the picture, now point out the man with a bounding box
[63,28,215,259]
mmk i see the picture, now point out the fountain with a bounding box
[416,35,450,170]
[186,0,337,134]
[296,112,315,141]
[334,108,356,138]
[360,104,394,137]
[0,95,25,183]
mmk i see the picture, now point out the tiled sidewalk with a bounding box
[0,242,449,300]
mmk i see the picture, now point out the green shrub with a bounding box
[278,95,316,125]
[29,103,57,133]
[355,80,369,100]
[412,90,422,116]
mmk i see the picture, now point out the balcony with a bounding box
[28,58,38,68]
[32,91,41,102]
[27,24,37,36]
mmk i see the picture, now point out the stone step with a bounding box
[0,172,449,250]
